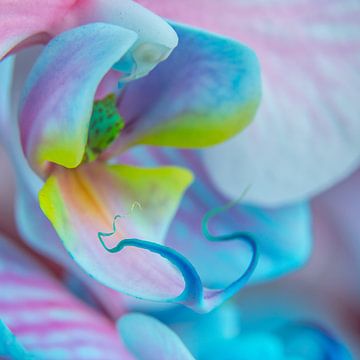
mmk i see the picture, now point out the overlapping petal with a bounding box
[19,23,138,174]
[119,146,312,287]
[137,0,360,205]
[0,0,178,66]
[106,22,261,155]
[73,0,178,80]
[37,160,262,311]
[118,313,195,360]
[0,234,132,359]
[0,56,13,128]
[0,0,76,59]
[39,162,193,301]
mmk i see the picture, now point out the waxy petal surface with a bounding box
[0,56,13,129]
[119,313,195,360]
[74,0,178,80]
[137,0,360,205]
[19,23,137,174]
[39,161,261,311]
[39,162,193,301]
[0,234,132,359]
[0,0,76,59]
[119,146,312,287]
[106,22,261,155]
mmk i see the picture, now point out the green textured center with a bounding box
[84,93,124,162]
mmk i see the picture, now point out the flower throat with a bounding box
[84,93,124,162]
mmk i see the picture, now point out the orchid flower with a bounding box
[136,0,360,206]
[0,1,262,311]
[0,233,194,360]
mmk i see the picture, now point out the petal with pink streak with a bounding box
[19,23,137,174]
[0,0,76,59]
[105,22,261,155]
[118,146,312,287]
[0,234,132,359]
[38,162,194,302]
[137,0,360,205]
[0,0,178,69]
[118,313,194,360]
[39,162,259,311]
[5,112,129,318]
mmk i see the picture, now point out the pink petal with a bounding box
[0,0,75,59]
[137,0,360,205]
[0,0,177,66]
[39,162,193,301]
[0,234,132,359]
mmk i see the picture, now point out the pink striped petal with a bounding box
[0,0,177,69]
[19,23,138,175]
[38,161,258,311]
[118,146,312,286]
[38,162,193,302]
[0,234,132,359]
[119,313,194,360]
[4,120,131,318]
[0,0,76,59]
[137,0,360,205]
[73,0,178,81]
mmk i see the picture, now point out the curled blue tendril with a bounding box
[98,200,258,312]
[201,200,258,307]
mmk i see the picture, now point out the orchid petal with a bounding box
[74,0,178,81]
[119,146,312,287]
[105,22,261,155]
[38,161,261,311]
[19,23,138,174]
[278,323,352,360]
[150,303,352,360]
[0,56,14,129]
[152,303,241,358]
[137,0,360,205]
[0,0,178,78]
[0,52,74,266]
[38,162,194,302]
[0,0,76,59]
[0,234,132,359]
[0,57,17,236]
[118,313,194,360]
[6,112,128,318]
[0,321,34,360]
